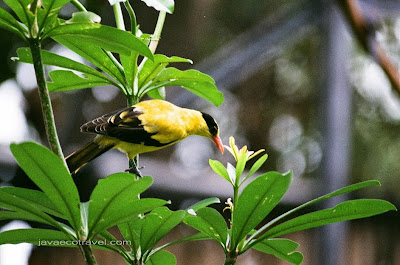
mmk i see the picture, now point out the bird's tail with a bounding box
[66,141,113,174]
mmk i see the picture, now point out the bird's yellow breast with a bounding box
[135,100,209,144]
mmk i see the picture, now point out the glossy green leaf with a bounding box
[226,162,236,184]
[10,142,81,231]
[243,154,269,184]
[161,232,211,248]
[48,70,111,92]
[0,228,71,245]
[150,68,224,106]
[120,52,138,93]
[66,11,101,24]
[231,171,292,247]
[1,186,63,218]
[91,198,167,238]
[252,238,303,265]
[246,180,388,248]
[52,35,126,86]
[186,197,221,212]
[0,190,59,227]
[140,207,185,253]
[88,174,166,237]
[263,180,384,231]
[80,202,89,237]
[47,23,153,59]
[146,250,176,265]
[118,217,144,253]
[138,54,192,88]
[41,0,72,10]
[0,210,49,224]
[184,207,228,248]
[146,86,166,100]
[0,7,27,39]
[16,47,114,83]
[209,159,231,184]
[37,1,70,34]
[235,150,247,184]
[141,0,174,14]
[262,199,396,239]
[3,0,33,26]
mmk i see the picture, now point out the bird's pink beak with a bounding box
[212,136,224,154]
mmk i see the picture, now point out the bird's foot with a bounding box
[126,166,144,178]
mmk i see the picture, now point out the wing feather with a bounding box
[80,106,171,147]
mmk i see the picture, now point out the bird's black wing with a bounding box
[80,106,168,147]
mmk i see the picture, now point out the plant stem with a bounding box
[113,2,126,31]
[79,244,98,265]
[149,11,166,54]
[28,38,66,163]
[124,1,137,35]
[224,250,238,265]
[71,0,87,12]
[138,11,167,72]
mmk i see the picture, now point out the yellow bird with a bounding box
[66,99,224,174]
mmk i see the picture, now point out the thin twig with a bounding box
[336,0,400,94]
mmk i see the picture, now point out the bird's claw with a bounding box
[126,166,143,178]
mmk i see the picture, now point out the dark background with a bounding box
[0,0,399,264]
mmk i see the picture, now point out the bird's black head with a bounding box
[201,112,219,136]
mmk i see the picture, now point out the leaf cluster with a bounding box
[0,0,223,106]
[187,138,397,264]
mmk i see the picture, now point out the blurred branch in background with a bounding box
[337,0,400,94]
[172,0,323,107]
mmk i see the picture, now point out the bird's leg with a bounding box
[126,157,143,178]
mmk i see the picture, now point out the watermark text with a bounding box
[38,239,131,246]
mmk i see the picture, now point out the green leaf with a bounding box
[3,0,33,26]
[243,154,269,184]
[16,47,115,84]
[231,171,292,248]
[245,180,387,250]
[141,0,175,14]
[138,54,192,88]
[52,35,126,87]
[0,189,60,227]
[252,238,303,265]
[118,217,144,253]
[146,86,166,100]
[186,197,221,212]
[0,228,71,245]
[0,210,48,224]
[92,198,167,238]
[160,232,211,249]
[262,199,396,239]
[226,162,236,184]
[10,142,81,232]
[1,186,63,218]
[140,207,185,253]
[80,202,89,237]
[0,7,27,39]
[48,70,111,92]
[41,0,72,10]
[150,68,224,106]
[146,250,176,265]
[88,174,166,237]
[260,180,385,233]
[184,207,228,249]
[120,52,138,93]
[209,159,231,184]
[66,11,101,24]
[47,23,153,59]
[235,151,247,184]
